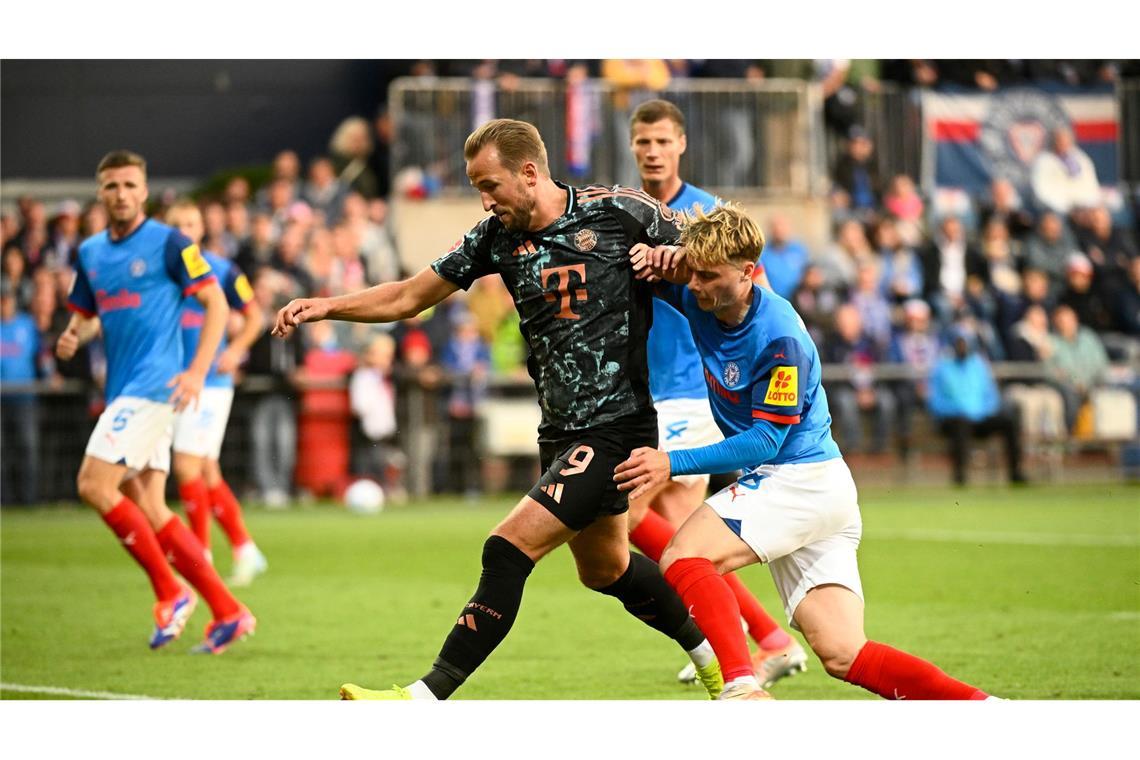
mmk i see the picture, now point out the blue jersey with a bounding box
[661,283,840,468]
[0,312,40,384]
[68,219,217,404]
[181,252,254,388]
[648,182,720,402]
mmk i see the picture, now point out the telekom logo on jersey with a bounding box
[95,289,142,313]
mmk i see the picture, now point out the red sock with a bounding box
[101,497,182,601]
[629,509,675,562]
[722,573,789,648]
[208,479,251,550]
[844,640,988,700]
[156,515,241,619]
[178,478,211,549]
[664,557,753,682]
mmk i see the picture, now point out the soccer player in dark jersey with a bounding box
[57,150,255,653]
[273,118,723,700]
[616,205,996,700]
[627,99,807,690]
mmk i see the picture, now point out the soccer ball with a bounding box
[344,479,385,515]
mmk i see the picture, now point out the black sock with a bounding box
[595,551,705,651]
[420,535,534,699]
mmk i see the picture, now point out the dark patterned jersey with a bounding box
[431,182,685,432]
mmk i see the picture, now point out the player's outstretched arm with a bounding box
[272,266,459,338]
[629,243,691,284]
[55,312,101,360]
[170,281,229,412]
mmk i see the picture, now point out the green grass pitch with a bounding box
[2,482,1137,700]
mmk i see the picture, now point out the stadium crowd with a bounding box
[2,59,1139,505]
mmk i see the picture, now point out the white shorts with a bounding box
[656,396,724,488]
[173,386,235,459]
[705,457,864,629]
[85,396,174,474]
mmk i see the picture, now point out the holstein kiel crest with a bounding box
[722,361,741,387]
[574,228,598,252]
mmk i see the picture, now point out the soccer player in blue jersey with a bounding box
[616,205,994,700]
[56,150,255,653]
[627,100,806,689]
[165,200,268,586]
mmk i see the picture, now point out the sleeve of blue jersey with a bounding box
[667,417,790,476]
[66,259,97,316]
[163,230,216,293]
[221,265,248,310]
[653,282,686,311]
[750,336,809,424]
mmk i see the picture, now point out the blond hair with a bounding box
[96,149,147,179]
[464,119,549,176]
[164,198,201,226]
[680,204,765,269]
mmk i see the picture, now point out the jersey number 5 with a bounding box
[541,264,588,320]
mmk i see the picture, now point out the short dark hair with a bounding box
[96,150,147,179]
[629,99,686,138]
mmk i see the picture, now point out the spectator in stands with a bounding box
[225,201,250,246]
[1047,304,1110,432]
[44,200,82,269]
[875,217,924,304]
[791,264,843,348]
[235,211,276,276]
[977,217,1024,297]
[850,259,894,355]
[818,218,874,291]
[978,178,1036,241]
[349,333,406,499]
[2,244,34,310]
[822,303,896,455]
[690,60,764,186]
[761,213,809,300]
[1025,212,1080,286]
[440,309,490,498]
[1115,257,1140,335]
[1031,127,1101,217]
[223,176,252,210]
[330,223,368,296]
[1058,253,1115,333]
[245,268,303,508]
[890,299,940,460]
[201,200,238,260]
[342,193,401,285]
[928,330,1027,485]
[257,150,303,209]
[816,60,881,139]
[12,199,48,266]
[303,156,347,225]
[0,282,43,504]
[1079,207,1138,310]
[263,177,296,240]
[330,116,381,200]
[922,215,985,319]
[831,125,881,218]
[369,106,394,199]
[80,201,108,239]
[0,210,18,248]
[271,222,316,298]
[883,174,925,247]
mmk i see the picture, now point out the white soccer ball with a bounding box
[344,479,385,515]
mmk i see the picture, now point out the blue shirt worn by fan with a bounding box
[658,283,841,477]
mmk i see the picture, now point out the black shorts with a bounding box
[527,411,658,531]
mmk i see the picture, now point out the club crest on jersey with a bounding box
[574,229,598,252]
[129,259,147,277]
[722,361,741,387]
[764,366,798,406]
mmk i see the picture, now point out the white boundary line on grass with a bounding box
[1,682,161,700]
[873,528,1139,547]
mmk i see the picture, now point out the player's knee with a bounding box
[577,557,627,590]
[812,640,862,680]
[76,467,115,511]
[481,535,535,582]
[172,453,201,484]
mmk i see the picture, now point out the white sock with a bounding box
[726,675,760,690]
[407,680,439,700]
[687,639,716,668]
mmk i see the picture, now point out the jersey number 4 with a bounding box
[541,264,588,320]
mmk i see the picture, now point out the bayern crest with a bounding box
[574,228,597,251]
[723,361,741,387]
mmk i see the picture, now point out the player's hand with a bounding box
[272,298,329,338]
[613,446,671,501]
[167,368,206,412]
[55,326,80,360]
[216,346,244,375]
[629,243,655,280]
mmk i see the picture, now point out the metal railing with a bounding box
[388,77,826,197]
